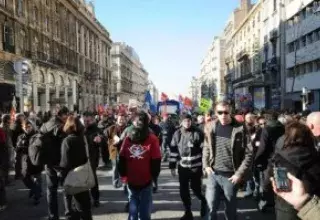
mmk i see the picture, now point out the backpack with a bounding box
[28,132,51,166]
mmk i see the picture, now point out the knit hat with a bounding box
[181,113,192,121]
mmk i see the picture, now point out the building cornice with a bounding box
[231,0,262,38]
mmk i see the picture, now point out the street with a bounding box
[0,164,275,220]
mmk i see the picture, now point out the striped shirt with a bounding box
[214,122,234,172]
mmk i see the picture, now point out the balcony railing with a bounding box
[236,49,249,62]
[225,56,233,64]
[232,72,253,84]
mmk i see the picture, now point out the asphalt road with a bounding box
[0,164,275,220]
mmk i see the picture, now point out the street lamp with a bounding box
[13,59,31,113]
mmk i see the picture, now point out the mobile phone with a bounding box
[273,167,291,192]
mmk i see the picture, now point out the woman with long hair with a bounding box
[271,121,320,220]
[60,116,93,220]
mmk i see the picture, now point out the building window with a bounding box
[301,36,306,47]
[16,0,24,17]
[33,7,38,24]
[45,16,49,32]
[0,0,6,7]
[307,33,313,44]
[3,23,15,53]
[273,0,277,11]
[272,42,277,56]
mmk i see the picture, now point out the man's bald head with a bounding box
[307,112,320,136]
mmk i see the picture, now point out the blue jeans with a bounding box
[22,173,42,200]
[112,158,120,188]
[127,184,152,220]
[205,172,238,220]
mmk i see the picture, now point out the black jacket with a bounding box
[12,122,24,148]
[16,132,43,176]
[159,120,175,145]
[255,120,285,169]
[169,125,204,171]
[60,133,88,181]
[149,123,162,146]
[268,136,320,217]
[85,123,104,169]
[40,117,65,167]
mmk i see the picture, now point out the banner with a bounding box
[199,98,212,113]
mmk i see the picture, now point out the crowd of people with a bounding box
[0,102,320,220]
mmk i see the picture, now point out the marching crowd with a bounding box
[0,101,320,220]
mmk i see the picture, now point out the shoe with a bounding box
[153,186,158,193]
[0,205,7,212]
[33,198,40,206]
[124,202,129,213]
[93,200,100,208]
[258,200,267,212]
[28,190,34,199]
[180,211,193,220]
[200,201,207,218]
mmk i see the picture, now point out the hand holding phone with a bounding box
[273,167,292,192]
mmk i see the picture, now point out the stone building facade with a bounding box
[0,0,112,113]
[111,42,149,105]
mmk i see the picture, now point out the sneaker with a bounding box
[0,205,7,212]
[180,211,193,220]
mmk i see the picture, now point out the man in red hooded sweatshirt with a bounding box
[118,110,161,220]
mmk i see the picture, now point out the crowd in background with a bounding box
[0,103,320,220]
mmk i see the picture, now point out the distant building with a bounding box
[111,42,149,104]
[0,0,112,112]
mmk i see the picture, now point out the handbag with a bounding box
[63,136,96,195]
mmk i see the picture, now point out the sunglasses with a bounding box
[217,111,230,115]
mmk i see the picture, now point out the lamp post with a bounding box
[13,59,30,113]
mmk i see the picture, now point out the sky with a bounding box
[95,0,242,97]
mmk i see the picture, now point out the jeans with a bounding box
[178,166,206,212]
[46,167,60,220]
[90,167,99,202]
[0,172,6,206]
[46,166,69,220]
[111,158,120,188]
[15,151,22,178]
[127,184,153,220]
[205,172,238,220]
[22,173,42,200]
[161,139,170,161]
[65,191,93,220]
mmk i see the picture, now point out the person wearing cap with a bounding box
[40,106,69,220]
[170,113,207,220]
[16,120,43,205]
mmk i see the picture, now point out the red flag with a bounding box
[183,97,193,108]
[161,92,169,102]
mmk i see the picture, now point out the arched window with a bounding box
[38,71,45,84]
[48,73,55,85]
[59,75,64,86]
